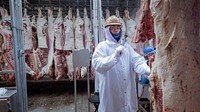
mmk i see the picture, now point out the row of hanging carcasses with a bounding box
[0,6,91,82]
[0,5,152,82]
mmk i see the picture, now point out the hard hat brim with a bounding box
[145,50,156,55]
[104,23,121,28]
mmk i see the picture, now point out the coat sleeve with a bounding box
[131,49,150,75]
[92,43,119,74]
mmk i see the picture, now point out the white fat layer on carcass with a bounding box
[0,32,4,51]
[83,7,91,49]
[148,38,156,48]
[2,49,14,70]
[74,8,84,49]
[54,8,64,50]
[31,15,36,27]
[25,63,35,76]
[124,9,137,49]
[28,49,42,74]
[0,17,12,51]
[37,8,48,48]
[115,9,126,37]
[63,8,74,50]
[0,8,13,51]
[81,67,87,78]
[134,0,146,24]
[23,8,33,50]
[105,9,110,20]
[47,8,55,56]
[53,51,63,78]
[0,7,11,30]
[40,8,55,75]
[0,7,11,21]
[0,29,13,50]
[66,53,73,77]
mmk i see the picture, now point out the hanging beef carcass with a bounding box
[37,8,48,49]
[53,50,68,80]
[115,8,126,37]
[83,7,91,50]
[138,0,156,48]
[101,10,106,41]
[53,8,67,80]
[0,26,14,82]
[123,9,137,49]
[96,9,108,42]
[74,8,86,79]
[34,8,49,80]
[133,0,156,55]
[105,9,110,20]
[0,25,13,82]
[0,7,11,23]
[0,28,12,51]
[0,7,14,82]
[2,49,15,82]
[63,7,74,80]
[74,8,84,49]
[23,8,33,51]
[63,7,74,50]
[0,10,12,51]
[0,7,36,81]
[65,51,73,81]
[0,7,11,31]
[26,48,43,79]
[54,8,64,50]
[149,0,200,111]
[25,23,46,80]
[39,8,55,78]
[79,8,92,78]
[0,29,13,82]
[22,13,37,79]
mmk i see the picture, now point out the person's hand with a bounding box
[148,54,155,69]
[115,45,125,58]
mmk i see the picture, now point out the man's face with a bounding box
[110,25,121,34]
[146,53,155,62]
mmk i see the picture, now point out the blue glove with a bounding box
[141,75,149,84]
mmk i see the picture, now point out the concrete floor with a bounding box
[28,93,95,112]
[28,81,96,112]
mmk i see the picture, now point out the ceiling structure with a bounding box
[1,0,140,18]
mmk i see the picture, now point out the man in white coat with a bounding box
[92,15,150,112]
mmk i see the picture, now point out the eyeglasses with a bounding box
[110,25,121,29]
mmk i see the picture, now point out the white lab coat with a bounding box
[92,39,150,112]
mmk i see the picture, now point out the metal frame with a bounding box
[72,49,90,112]
[9,0,28,111]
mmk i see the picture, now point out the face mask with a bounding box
[111,33,121,42]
